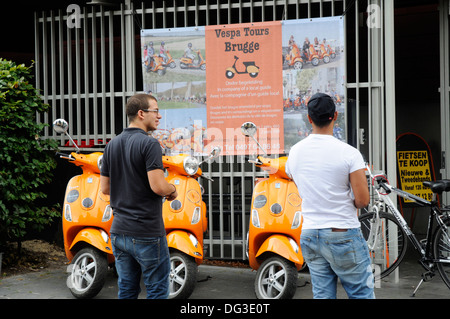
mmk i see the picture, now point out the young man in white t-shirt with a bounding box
[286,93,374,299]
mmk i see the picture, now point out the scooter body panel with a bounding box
[167,230,203,265]
[163,175,205,242]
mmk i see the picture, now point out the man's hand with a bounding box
[165,189,178,201]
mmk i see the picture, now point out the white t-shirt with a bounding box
[285,134,365,229]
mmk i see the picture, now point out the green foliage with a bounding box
[0,58,59,250]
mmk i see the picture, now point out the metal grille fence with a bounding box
[35,0,391,260]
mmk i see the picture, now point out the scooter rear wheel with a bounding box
[255,256,298,299]
[169,251,198,299]
[67,247,108,299]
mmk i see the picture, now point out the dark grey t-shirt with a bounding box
[101,127,165,237]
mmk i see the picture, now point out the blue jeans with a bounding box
[300,228,375,299]
[110,233,170,299]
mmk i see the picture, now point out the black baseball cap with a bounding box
[307,93,336,123]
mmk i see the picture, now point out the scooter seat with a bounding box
[243,61,256,67]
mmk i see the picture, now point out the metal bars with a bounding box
[35,5,133,150]
[35,0,390,260]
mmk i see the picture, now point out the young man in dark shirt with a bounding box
[100,93,178,299]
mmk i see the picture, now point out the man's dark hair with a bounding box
[126,93,157,122]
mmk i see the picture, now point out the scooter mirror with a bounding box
[53,119,69,134]
[199,146,221,165]
[210,146,221,159]
[241,122,257,137]
[240,122,267,155]
[52,118,81,152]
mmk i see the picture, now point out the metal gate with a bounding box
[35,0,394,260]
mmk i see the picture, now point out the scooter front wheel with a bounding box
[225,70,235,79]
[169,251,198,299]
[67,247,108,299]
[255,256,298,299]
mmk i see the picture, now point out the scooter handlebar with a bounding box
[56,152,75,161]
[248,158,263,165]
[200,173,214,182]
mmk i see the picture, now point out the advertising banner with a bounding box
[205,22,283,155]
[396,133,435,205]
[141,17,345,155]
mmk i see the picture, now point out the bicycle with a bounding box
[358,165,450,296]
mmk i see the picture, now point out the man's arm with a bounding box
[147,169,178,200]
[100,175,110,195]
[350,168,370,209]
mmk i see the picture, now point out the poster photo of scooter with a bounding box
[141,27,206,86]
[141,27,208,156]
[282,17,346,152]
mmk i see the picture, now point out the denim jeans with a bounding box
[300,228,375,299]
[110,233,170,299]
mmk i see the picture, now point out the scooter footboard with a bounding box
[167,230,203,264]
[69,228,113,261]
[255,235,303,270]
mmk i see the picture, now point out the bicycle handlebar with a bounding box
[366,164,431,207]
[382,182,431,207]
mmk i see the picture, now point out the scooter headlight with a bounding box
[183,156,199,175]
[251,209,261,228]
[270,203,283,215]
[191,206,201,224]
[64,204,72,222]
[291,211,302,229]
[102,205,112,222]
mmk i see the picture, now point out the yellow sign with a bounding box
[397,150,433,202]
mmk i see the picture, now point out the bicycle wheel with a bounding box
[359,211,407,279]
[433,218,450,289]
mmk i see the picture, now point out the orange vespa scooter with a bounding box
[241,122,304,299]
[179,49,206,71]
[284,43,304,70]
[53,119,113,299]
[162,146,220,299]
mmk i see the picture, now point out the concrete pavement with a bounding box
[1,254,450,300]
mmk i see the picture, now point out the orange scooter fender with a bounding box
[167,230,203,265]
[255,235,303,270]
[69,228,113,262]
[225,67,236,75]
